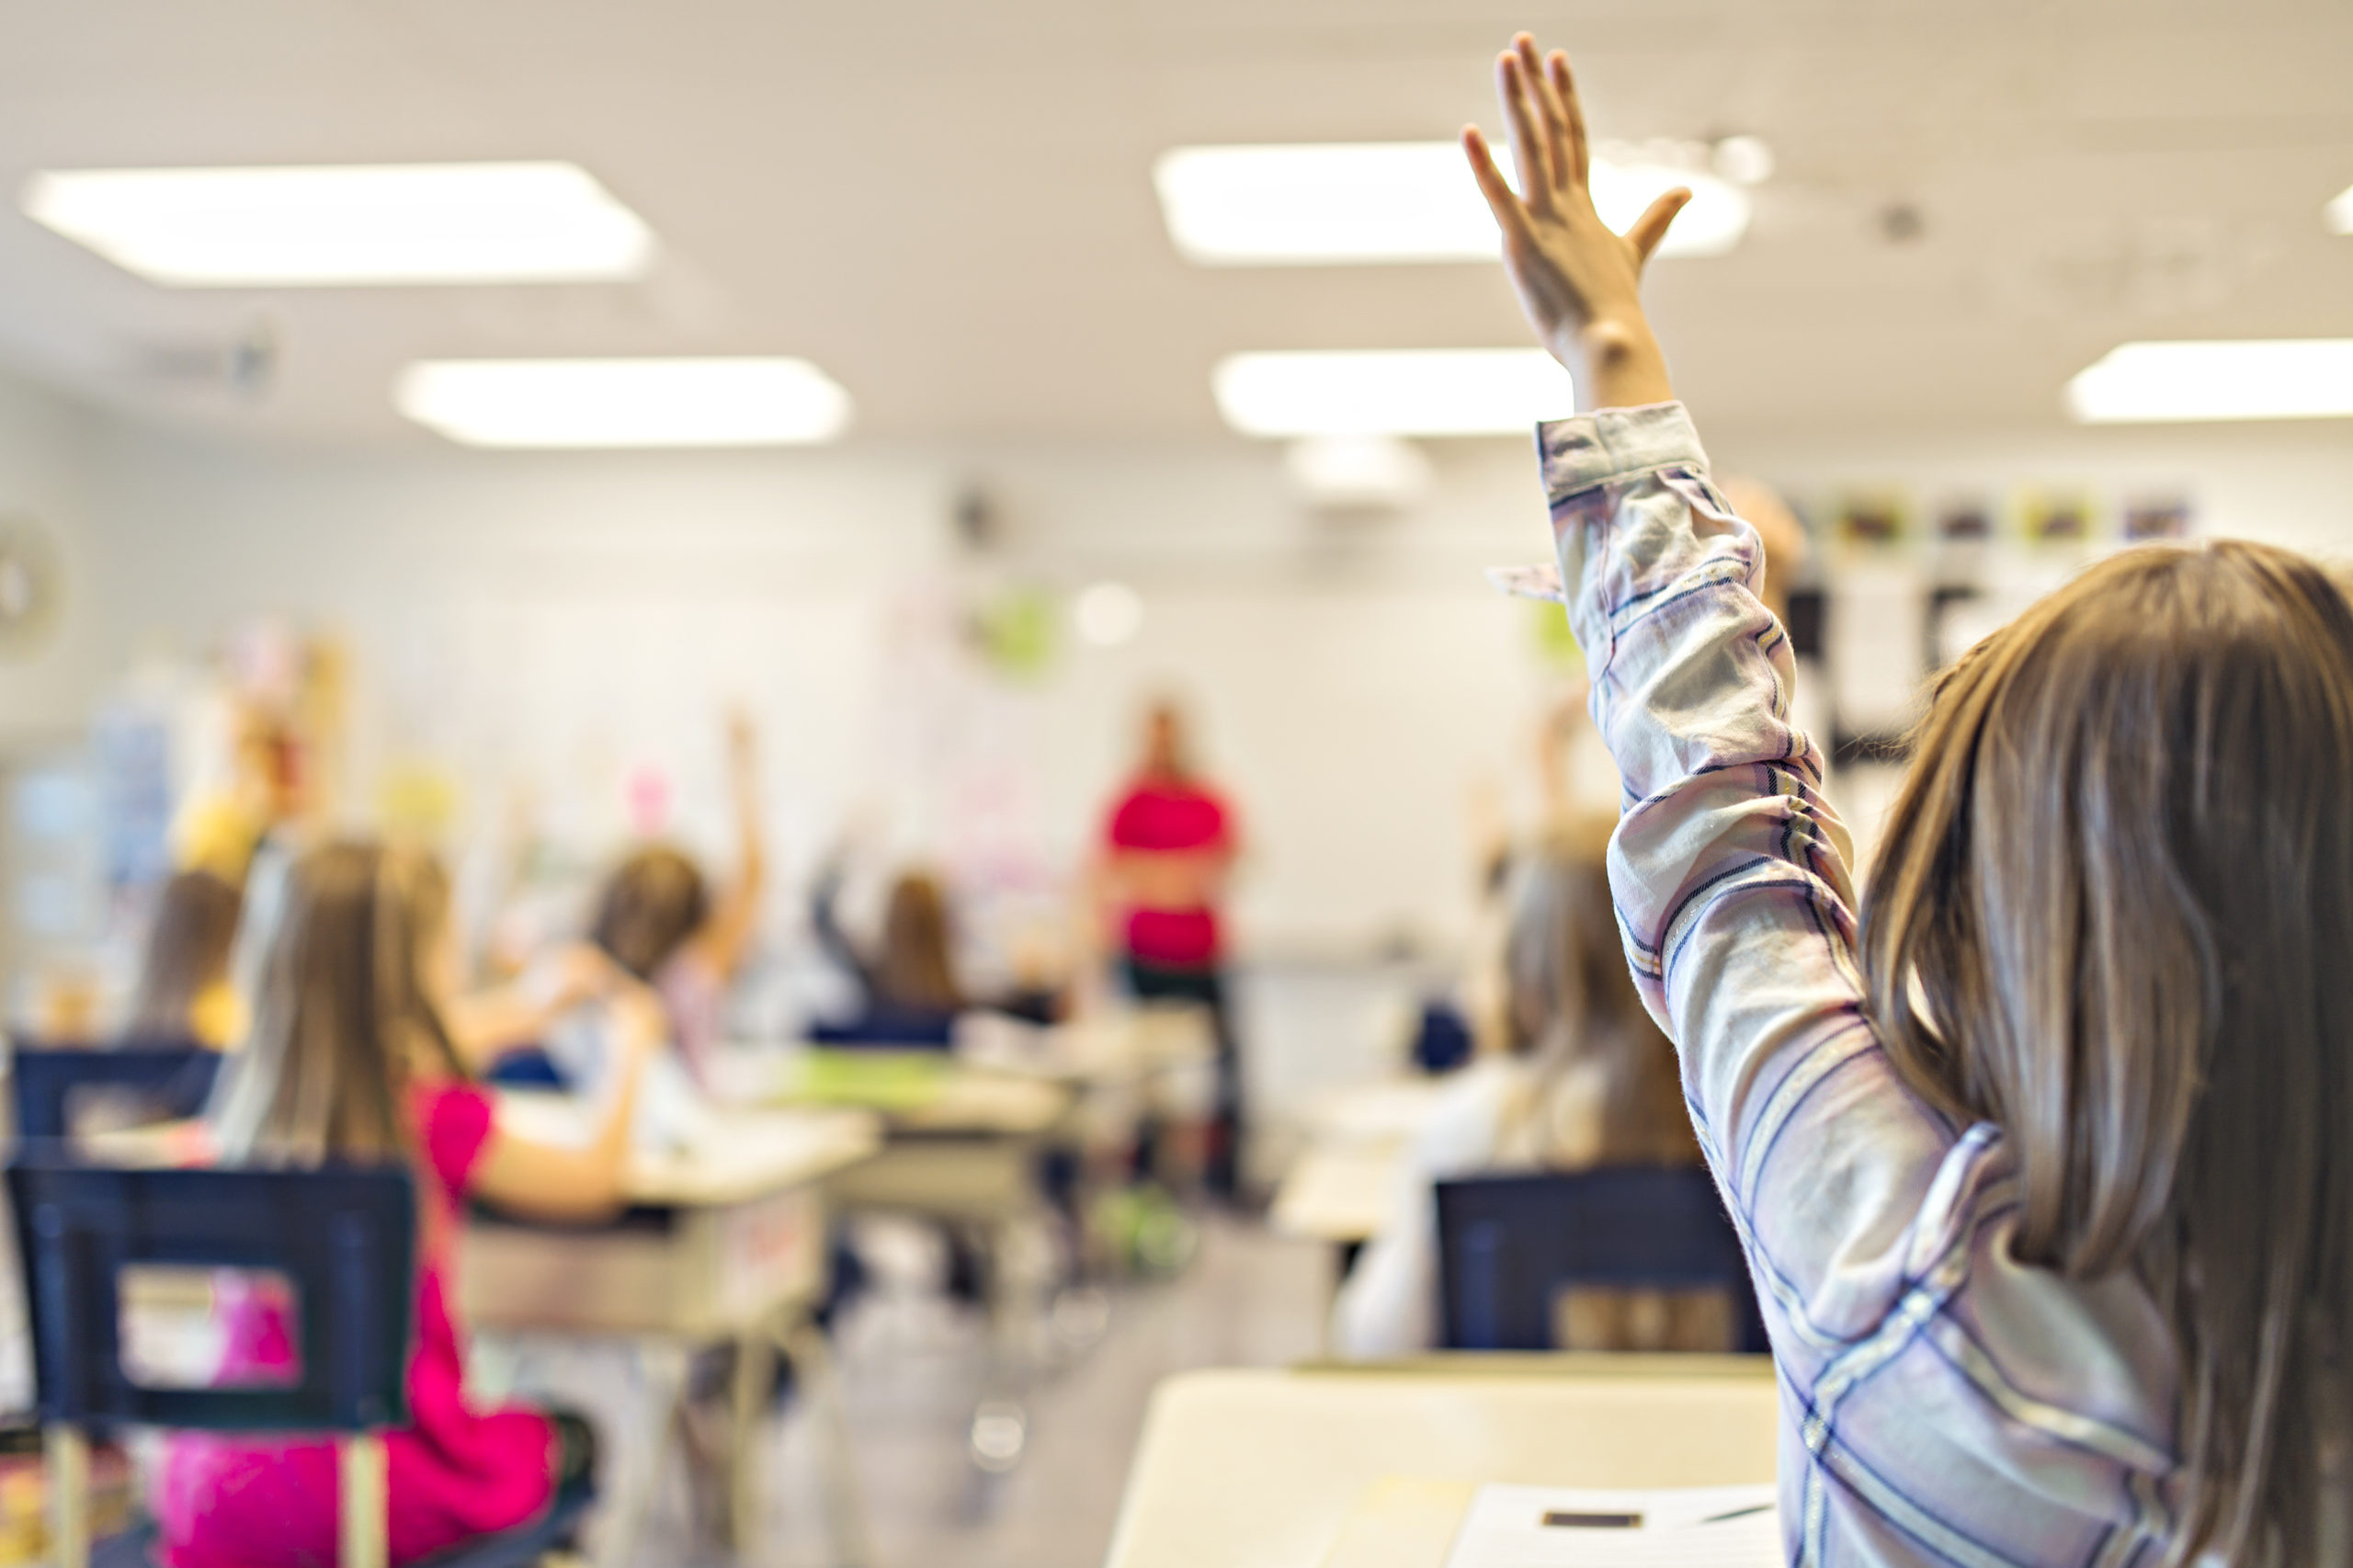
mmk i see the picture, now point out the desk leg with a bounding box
[777,1315,874,1568]
[723,1323,779,1558]
[595,1339,689,1568]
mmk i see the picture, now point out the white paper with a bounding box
[1442,1483,1779,1568]
[1486,562,1566,602]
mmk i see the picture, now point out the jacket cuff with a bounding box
[1535,402,1710,503]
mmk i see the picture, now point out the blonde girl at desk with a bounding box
[158,841,662,1568]
[1469,31,2353,1562]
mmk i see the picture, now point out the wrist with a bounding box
[1561,317,1673,411]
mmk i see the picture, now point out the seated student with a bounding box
[810,844,1068,1041]
[1331,817,1711,1358]
[810,861,966,1042]
[1467,35,2353,1560]
[124,869,245,1047]
[588,714,765,1082]
[158,841,662,1568]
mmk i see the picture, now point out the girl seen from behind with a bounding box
[160,841,661,1568]
[1470,32,2353,1563]
[589,715,766,1085]
[1332,816,1709,1358]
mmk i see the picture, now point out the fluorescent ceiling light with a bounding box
[2066,340,2353,423]
[20,162,654,286]
[1154,142,1749,266]
[394,358,852,448]
[1213,348,1575,437]
[2327,182,2353,235]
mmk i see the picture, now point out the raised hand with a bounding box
[1463,34,1685,410]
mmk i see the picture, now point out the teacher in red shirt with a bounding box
[1097,699,1245,1197]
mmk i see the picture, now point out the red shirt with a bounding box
[1106,778,1233,967]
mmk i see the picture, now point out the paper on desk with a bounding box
[1486,563,1565,603]
[1442,1483,1779,1568]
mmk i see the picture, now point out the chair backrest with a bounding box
[1436,1166,1770,1354]
[10,1045,222,1142]
[809,1007,957,1049]
[7,1157,415,1432]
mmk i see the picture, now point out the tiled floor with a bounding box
[629,1213,1331,1568]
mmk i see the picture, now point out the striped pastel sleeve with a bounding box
[1536,402,2186,1568]
[1538,402,1962,1353]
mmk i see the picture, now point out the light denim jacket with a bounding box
[1540,403,2181,1568]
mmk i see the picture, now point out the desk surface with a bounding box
[707,1050,1072,1137]
[1105,1361,1779,1568]
[493,1095,882,1207]
[1302,1078,1451,1145]
[1270,1142,1402,1244]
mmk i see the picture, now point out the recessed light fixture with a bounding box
[20,162,654,286]
[393,358,853,448]
[1154,142,1750,266]
[2066,340,2353,423]
[2326,182,2353,235]
[1213,348,1575,437]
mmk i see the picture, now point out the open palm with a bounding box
[1463,35,1687,407]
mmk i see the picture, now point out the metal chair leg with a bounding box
[775,1316,874,1568]
[594,1341,690,1568]
[338,1433,389,1568]
[45,1426,89,1568]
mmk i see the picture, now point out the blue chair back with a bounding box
[11,1046,222,1143]
[1436,1166,1769,1354]
[809,1006,957,1049]
[7,1157,415,1432]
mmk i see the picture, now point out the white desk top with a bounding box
[1270,1142,1403,1244]
[956,1007,1215,1086]
[701,1049,1073,1137]
[1105,1361,1779,1568]
[493,1094,882,1207]
[1302,1078,1452,1145]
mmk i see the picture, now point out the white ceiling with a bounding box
[0,0,2347,448]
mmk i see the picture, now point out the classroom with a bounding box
[0,2,2349,1565]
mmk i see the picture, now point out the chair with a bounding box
[7,1157,592,1568]
[808,1006,957,1049]
[9,1045,222,1142]
[1436,1167,1771,1354]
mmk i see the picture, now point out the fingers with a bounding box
[1516,35,1574,197]
[1495,50,1552,210]
[1626,187,1692,264]
[1546,50,1589,187]
[1461,126,1531,237]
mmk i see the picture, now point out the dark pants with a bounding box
[1122,956,1243,1198]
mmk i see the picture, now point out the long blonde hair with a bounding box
[1860,540,2353,1566]
[208,841,467,1166]
[1503,815,1696,1168]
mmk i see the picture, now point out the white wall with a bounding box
[0,367,108,736]
[37,403,2353,961]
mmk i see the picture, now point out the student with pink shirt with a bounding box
[159,841,661,1568]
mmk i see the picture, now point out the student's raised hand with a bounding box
[1463,34,1685,410]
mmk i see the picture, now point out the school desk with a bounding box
[460,1097,883,1568]
[1104,1358,1779,1568]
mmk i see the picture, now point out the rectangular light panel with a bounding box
[2066,340,2353,423]
[1213,348,1576,437]
[1154,142,1749,265]
[394,358,852,448]
[20,162,654,286]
